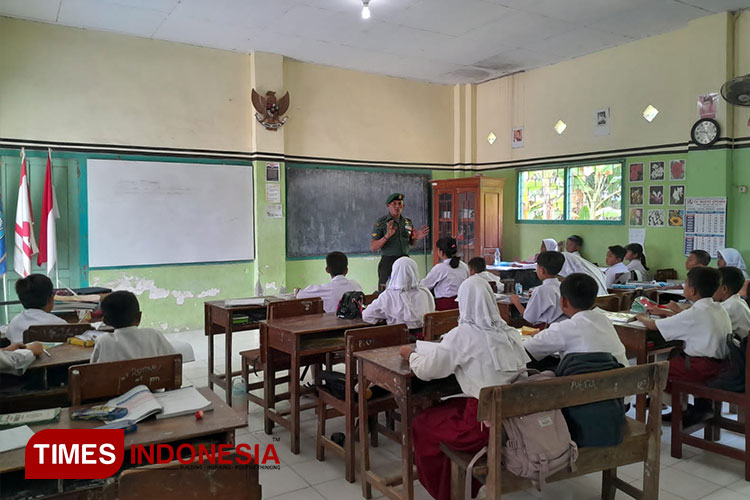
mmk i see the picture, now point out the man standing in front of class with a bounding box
[371,193,430,288]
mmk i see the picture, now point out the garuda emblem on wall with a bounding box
[251,89,290,131]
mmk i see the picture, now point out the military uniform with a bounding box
[372,193,415,286]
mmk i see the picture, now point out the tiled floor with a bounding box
[169,329,749,500]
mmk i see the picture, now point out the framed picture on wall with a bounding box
[669,209,684,227]
[670,185,685,205]
[630,186,644,205]
[629,163,644,182]
[648,209,665,227]
[649,185,664,205]
[629,208,644,226]
[512,127,524,148]
[670,159,686,180]
[649,161,665,181]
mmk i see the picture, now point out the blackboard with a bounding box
[286,165,431,257]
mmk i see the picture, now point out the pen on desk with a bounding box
[43,349,52,357]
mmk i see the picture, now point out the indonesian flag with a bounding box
[38,148,60,274]
[14,148,38,277]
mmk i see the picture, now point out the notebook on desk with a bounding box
[108,385,213,423]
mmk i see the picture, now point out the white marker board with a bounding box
[87,160,254,267]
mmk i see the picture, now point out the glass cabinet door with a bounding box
[457,191,476,260]
[437,192,454,240]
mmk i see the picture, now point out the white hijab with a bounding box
[457,276,529,372]
[385,257,433,325]
[560,252,608,296]
[542,238,558,252]
[718,248,749,278]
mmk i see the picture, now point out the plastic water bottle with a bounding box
[494,248,501,266]
[515,283,523,295]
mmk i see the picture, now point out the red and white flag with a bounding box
[14,148,38,277]
[38,148,60,274]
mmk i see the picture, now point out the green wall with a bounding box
[729,147,750,266]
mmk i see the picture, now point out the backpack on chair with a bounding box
[336,291,365,319]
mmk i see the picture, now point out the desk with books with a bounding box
[0,387,246,499]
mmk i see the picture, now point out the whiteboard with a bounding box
[87,160,254,267]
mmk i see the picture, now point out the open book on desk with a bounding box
[108,385,213,423]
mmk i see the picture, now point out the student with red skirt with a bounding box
[400,276,529,500]
[421,237,469,311]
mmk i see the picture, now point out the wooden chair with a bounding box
[23,323,92,343]
[671,338,750,480]
[595,294,621,312]
[423,309,460,341]
[68,354,182,405]
[442,362,669,500]
[316,324,407,482]
[105,454,261,500]
[364,292,379,305]
[655,268,678,281]
[240,298,324,408]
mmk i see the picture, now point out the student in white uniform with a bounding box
[524,273,629,369]
[531,238,558,262]
[636,267,731,423]
[400,276,529,500]
[558,234,583,257]
[559,252,608,296]
[5,274,67,344]
[715,267,750,338]
[718,248,749,279]
[91,291,176,363]
[604,245,630,288]
[296,251,363,313]
[467,257,503,292]
[363,256,435,333]
[510,251,565,326]
[686,249,711,271]
[0,342,44,375]
[421,237,469,311]
[625,243,649,281]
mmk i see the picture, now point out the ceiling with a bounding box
[1,0,749,84]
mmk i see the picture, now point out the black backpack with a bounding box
[707,334,748,393]
[336,291,365,319]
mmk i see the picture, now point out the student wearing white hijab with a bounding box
[531,238,559,263]
[403,276,529,500]
[559,252,608,296]
[362,256,435,331]
[718,248,749,279]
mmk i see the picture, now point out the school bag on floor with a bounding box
[336,291,365,319]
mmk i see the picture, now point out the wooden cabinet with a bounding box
[430,176,504,265]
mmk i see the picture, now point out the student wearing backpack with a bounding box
[399,276,529,500]
[296,251,363,313]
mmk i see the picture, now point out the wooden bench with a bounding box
[68,354,183,405]
[595,294,621,312]
[316,324,407,482]
[442,362,668,500]
[23,323,93,343]
[671,337,750,480]
[423,309,460,341]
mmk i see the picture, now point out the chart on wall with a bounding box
[683,197,726,257]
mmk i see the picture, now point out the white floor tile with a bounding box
[291,458,346,486]
[267,487,327,500]
[658,467,723,500]
[313,476,385,499]
[699,488,750,500]
[726,478,750,495]
[671,452,746,486]
[259,464,309,498]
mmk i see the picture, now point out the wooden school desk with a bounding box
[204,299,283,405]
[261,313,369,454]
[0,344,93,413]
[356,345,462,500]
[0,388,246,499]
[496,294,528,328]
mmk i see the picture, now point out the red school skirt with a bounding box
[413,397,488,500]
[666,354,726,393]
[434,296,458,311]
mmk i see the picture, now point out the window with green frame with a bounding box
[518,162,623,223]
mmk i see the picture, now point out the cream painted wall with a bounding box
[0,17,254,151]
[282,59,454,164]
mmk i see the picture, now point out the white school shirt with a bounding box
[476,271,503,292]
[524,308,629,368]
[420,260,470,298]
[0,349,36,376]
[91,326,177,363]
[296,275,363,313]
[362,288,435,329]
[523,278,564,325]
[627,260,649,281]
[560,253,608,296]
[6,309,67,344]
[655,298,732,358]
[605,262,630,288]
[721,294,750,338]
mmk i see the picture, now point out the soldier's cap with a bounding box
[386,193,405,204]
